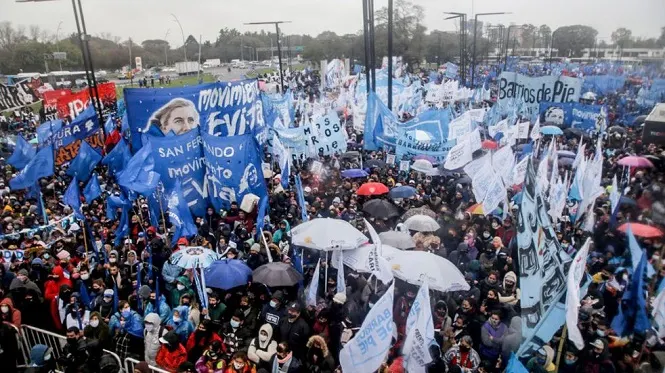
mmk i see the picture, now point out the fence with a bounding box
[17,324,164,373]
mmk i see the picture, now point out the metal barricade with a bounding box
[7,323,29,368]
[20,324,124,372]
[124,357,170,373]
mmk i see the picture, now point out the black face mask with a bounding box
[459,345,470,353]
[67,337,78,346]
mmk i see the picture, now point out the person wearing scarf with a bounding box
[269,342,301,373]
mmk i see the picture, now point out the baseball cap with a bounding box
[590,339,604,349]
[287,301,301,312]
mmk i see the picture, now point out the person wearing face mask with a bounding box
[20,288,47,330]
[186,319,222,363]
[247,323,277,371]
[558,348,579,373]
[221,311,253,362]
[142,287,172,323]
[83,311,110,349]
[278,302,310,360]
[0,297,20,328]
[59,326,92,373]
[225,351,256,373]
[10,268,42,297]
[237,294,259,333]
[479,311,506,363]
[577,338,615,373]
[303,335,335,373]
[156,331,188,373]
[170,276,195,309]
[260,291,286,329]
[167,306,195,344]
[272,220,291,243]
[498,271,520,307]
[526,346,556,373]
[24,344,56,373]
[195,340,226,373]
[44,265,72,304]
[443,335,480,373]
[144,312,169,366]
[109,301,145,361]
[479,271,501,300]
[62,295,90,330]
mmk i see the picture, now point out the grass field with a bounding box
[115,73,217,99]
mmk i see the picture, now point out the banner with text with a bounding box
[539,102,605,133]
[55,82,117,119]
[498,72,583,118]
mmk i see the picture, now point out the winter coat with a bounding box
[144,313,168,365]
[44,267,72,301]
[83,312,111,349]
[278,316,311,358]
[0,298,21,328]
[498,271,520,306]
[169,276,195,308]
[501,316,523,357]
[304,335,335,373]
[109,309,144,338]
[166,306,195,343]
[247,323,277,371]
[144,295,172,323]
[156,344,188,373]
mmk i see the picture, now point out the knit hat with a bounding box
[250,243,261,253]
[333,292,347,304]
[57,250,70,260]
[271,290,284,302]
[138,285,152,300]
[18,269,29,277]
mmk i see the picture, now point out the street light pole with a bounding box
[56,21,63,71]
[164,29,170,66]
[245,21,291,93]
[171,13,187,62]
[470,12,508,87]
[444,13,466,84]
[387,0,393,110]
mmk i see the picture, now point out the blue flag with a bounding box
[8,134,36,170]
[506,354,529,373]
[79,282,91,310]
[64,177,83,219]
[67,140,102,182]
[106,193,131,220]
[167,180,198,246]
[295,174,308,222]
[611,248,651,336]
[116,141,161,195]
[102,138,130,175]
[104,115,115,135]
[36,120,63,146]
[112,283,119,313]
[627,225,656,278]
[120,112,129,134]
[83,173,102,202]
[114,205,130,246]
[10,145,54,190]
[256,195,269,235]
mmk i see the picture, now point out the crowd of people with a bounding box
[0,60,663,373]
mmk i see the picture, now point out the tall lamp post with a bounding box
[444,12,466,85]
[171,13,187,62]
[245,21,292,92]
[470,12,509,87]
[504,25,522,70]
[164,29,170,66]
[548,28,560,69]
[55,20,63,71]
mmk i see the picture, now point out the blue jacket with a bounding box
[165,305,194,343]
[144,295,171,323]
[109,310,144,338]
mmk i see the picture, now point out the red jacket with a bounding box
[156,345,188,373]
[186,331,223,352]
[0,298,21,328]
[44,266,72,301]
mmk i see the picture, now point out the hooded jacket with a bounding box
[144,312,168,366]
[0,298,21,327]
[83,311,110,349]
[144,295,172,323]
[109,309,144,338]
[304,335,335,373]
[501,316,523,357]
[526,345,556,373]
[498,271,521,305]
[169,276,195,308]
[44,266,72,301]
[166,306,194,343]
[272,220,291,243]
[247,323,277,370]
[156,331,187,373]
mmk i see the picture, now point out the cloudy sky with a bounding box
[4,0,664,46]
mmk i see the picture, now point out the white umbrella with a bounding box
[170,247,219,269]
[331,243,402,273]
[291,218,368,251]
[387,251,469,292]
[410,159,440,175]
[378,230,415,249]
[403,215,440,232]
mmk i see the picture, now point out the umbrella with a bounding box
[564,128,589,139]
[389,185,417,199]
[608,126,626,134]
[170,247,219,269]
[413,155,436,163]
[559,157,574,166]
[341,151,361,159]
[617,156,654,168]
[204,259,252,290]
[357,182,389,196]
[341,169,369,178]
[331,243,402,273]
[291,218,368,251]
[617,223,664,238]
[365,159,386,168]
[402,206,437,220]
[541,125,564,136]
[410,159,440,175]
[466,203,502,216]
[362,199,400,219]
[378,231,415,249]
[403,215,440,232]
[455,175,472,185]
[557,150,576,158]
[252,262,303,287]
[482,140,498,150]
[387,251,470,292]
[633,115,647,126]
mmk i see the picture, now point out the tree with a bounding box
[611,27,632,49]
[657,26,665,47]
[552,25,597,58]
[520,24,537,49]
[374,0,427,67]
[538,25,551,48]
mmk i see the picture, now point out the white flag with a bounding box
[530,117,541,140]
[566,238,591,350]
[444,139,473,170]
[572,141,586,169]
[511,156,529,186]
[517,121,530,139]
[306,259,321,307]
[403,280,435,373]
[339,283,396,373]
[336,250,346,295]
[652,289,665,338]
[609,175,620,214]
[492,145,515,186]
[364,219,381,274]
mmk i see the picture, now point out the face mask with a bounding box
[80,273,89,281]
[491,223,499,229]
[177,284,185,291]
[233,362,245,370]
[483,232,490,238]
[44,353,51,361]
[459,345,470,352]
[368,303,375,308]
[67,337,77,345]
[565,358,576,365]
[145,324,154,332]
[173,316,181,323]
[596,329,606,337]
[89,319,99,328]
[0,306,8,313]
[259,334,268,342]
[490,319,499,327]
[121,309,131,318]
[230,320,240,328]
[269,300,277,308]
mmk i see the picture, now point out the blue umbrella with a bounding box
[341,168,369,178]
[204,259,252,290]
[540,125,564,136]
[389,185,417,199]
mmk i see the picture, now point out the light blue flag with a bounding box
[506,354,529,373]
[67,140,102,182]
[106,193,131,220]
[102,138,130,175]
[63,177,83,219]
[83,173,102,202]
[627,224,656,278]
[104,115,115,135]
[116,141,160,195]
[9,145,54,190]
[121,112,129,134]
[36,120,63,146]
[295,174,308,222]
[611,249,651,336]
[167,180,198,246]
[8,134,36,170]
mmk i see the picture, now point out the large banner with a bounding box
[42,89,71,121]
[497,72,583,117]
[538,102,606,133]
[56,82,117,119]
[124,80,267,216]
[517,157,572,341]
[268,113,347,163]
[41,106,103,165]
[393,109,456,162]
[0,79,43,112]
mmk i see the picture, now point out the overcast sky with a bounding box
[4,0,664,46]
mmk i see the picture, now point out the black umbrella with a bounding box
[633,115,647,126]
[608,126,626,134]
[456,175,472,185]
[252,262,303,287]
[564,128,589,139]
[363,199,400,219]
[365,159,386,168]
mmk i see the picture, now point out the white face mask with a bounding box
[0,306,8,313]
[176,284,185,291]
[109,258,117,263]
[145,324,154,332]
[80,273,89,281]
[89,319,99,328]
[233,362,245,370]
[173,316,181,323]
[259,334,268,342]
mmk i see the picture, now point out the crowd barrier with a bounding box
[16,324,164,373]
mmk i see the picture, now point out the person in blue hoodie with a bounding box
[138,285,171,323]
[166,305,194,343]
[272,220,290,243]
[109,300,144,361]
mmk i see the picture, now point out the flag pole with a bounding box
[157,184,168,239]
[553,325,567,373]
[81,218,90,258]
